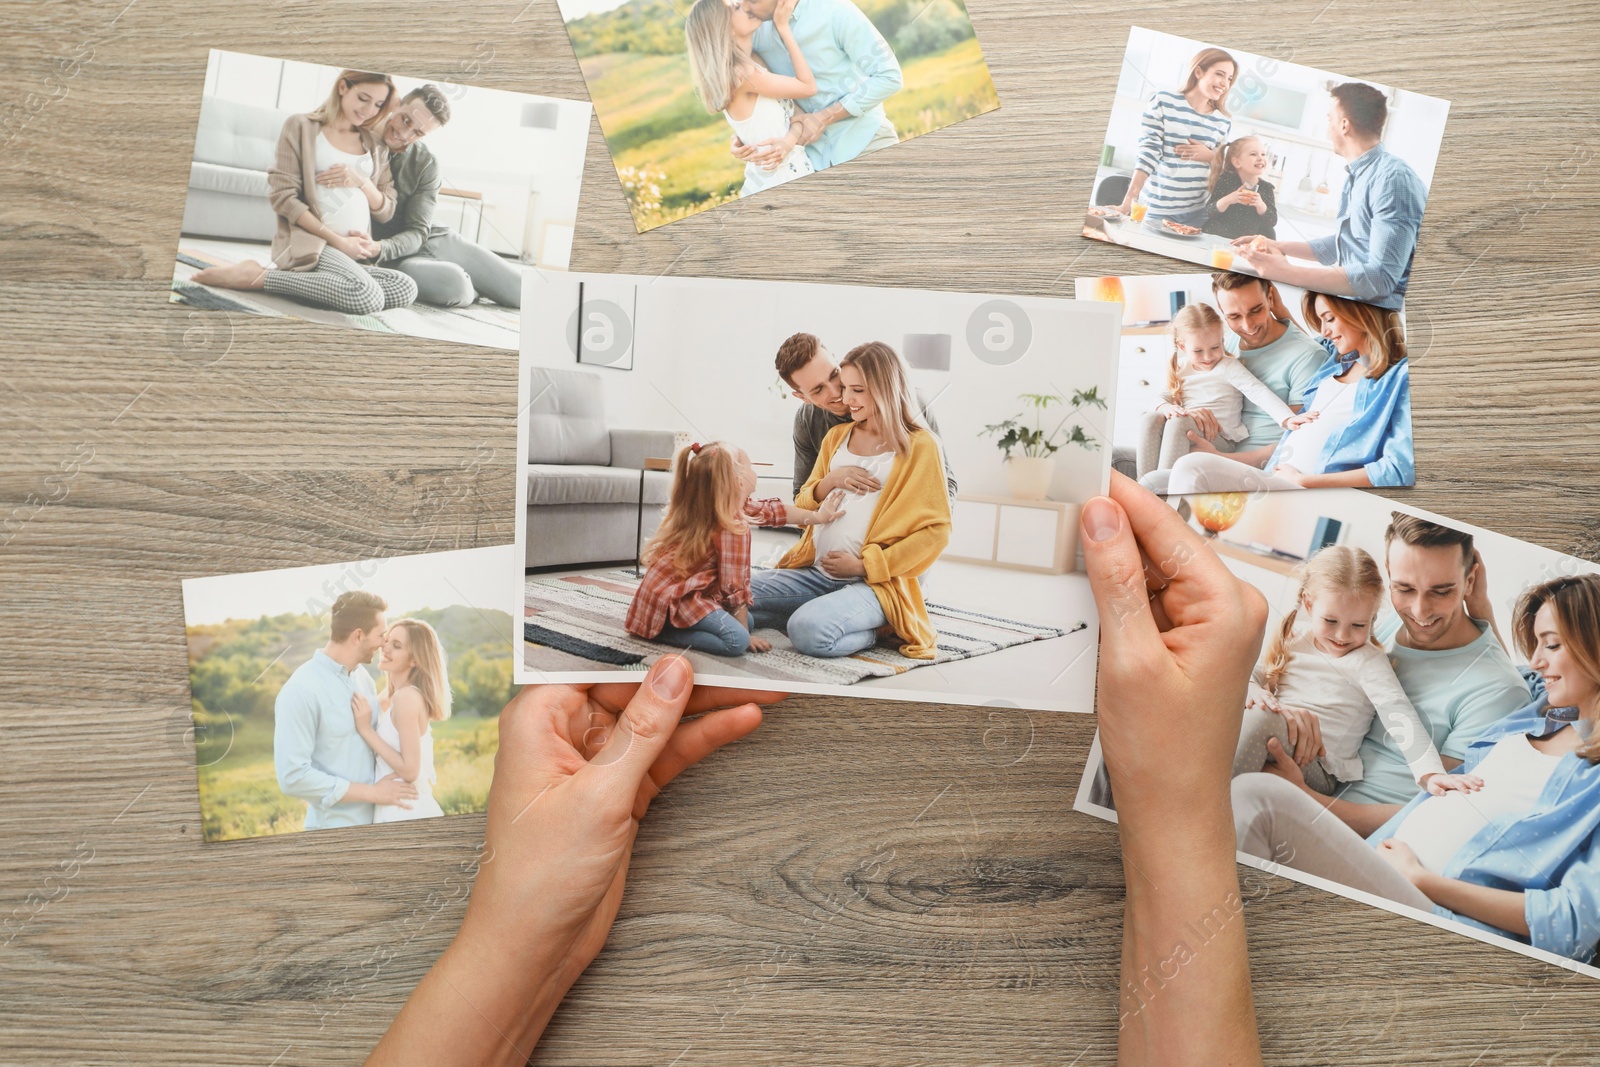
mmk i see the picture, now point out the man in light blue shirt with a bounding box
[1250,514,1530,836]
[737,0,903,171]
[274,591,417,830]
[1232,82,1428,310]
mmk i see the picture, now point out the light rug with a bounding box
[524,568,1085,684]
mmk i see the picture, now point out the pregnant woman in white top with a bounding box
[352,618,451,823]
[685,0,816,196]
[190,69,419,317]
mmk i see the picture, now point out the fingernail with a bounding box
[1081,497,1121,543]
[648,654,692,701]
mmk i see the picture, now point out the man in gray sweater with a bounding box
[366,85,523,309]
[777,332,956,501]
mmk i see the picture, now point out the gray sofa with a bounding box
[181,96,287,242]
[525,367,677,570]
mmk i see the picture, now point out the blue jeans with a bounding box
[750,567,888,658]
[656,609,750,657]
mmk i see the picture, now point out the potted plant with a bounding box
[982,388,1106,501]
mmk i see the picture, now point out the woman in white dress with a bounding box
[191,69,419,315]
[685,0,816,196]
[352,618,450,823]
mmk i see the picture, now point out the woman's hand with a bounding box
[1375,839,1429,888]
[1283,410,1319,430]
[1421,771,1485,796]
[366,661,780,1066]
[818,550,866,579]
[352,692,376,737]
[1173,138,1215,163]
[1274,704,1325,767]
[774,0,798,29]
[1082,472,1266,1064]
[316,163,364,188]
[1271,464,1310,487]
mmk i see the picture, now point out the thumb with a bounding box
[1080,496,1160,661]
[584,654,694,801]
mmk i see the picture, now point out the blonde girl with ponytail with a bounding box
[1134,302,1315,480]
[1231,544,1484,798]
[624,441,845,657]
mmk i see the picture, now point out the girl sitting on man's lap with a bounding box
[625,441,844,657]
[1232,544,1484,797]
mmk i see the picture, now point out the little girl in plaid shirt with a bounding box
[625,441,845,657]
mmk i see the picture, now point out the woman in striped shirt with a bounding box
[1117,47,1237,226]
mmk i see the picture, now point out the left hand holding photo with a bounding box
[364,658,783,1067]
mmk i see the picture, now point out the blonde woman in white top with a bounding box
[352,618,451,822]
[685,0,816,196]
[1136,303,1316,480]
[1231,544,1483,798]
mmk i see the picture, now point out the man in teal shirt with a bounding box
[1258,514,1530,836]
[273,591,416,830]
[737,0,903,171]
[1212,273,1329,456]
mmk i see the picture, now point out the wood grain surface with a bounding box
[3,1,1599,1063]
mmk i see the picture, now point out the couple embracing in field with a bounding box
[684,0,904,196]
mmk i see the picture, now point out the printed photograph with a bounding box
[170,49,591,350]
[1077,270,1413,493]
[1075,489,1600,979]
[514,272,1120,710]
[1083,27,1449,311]
[555,0,1000,232]
[182,545,516,842]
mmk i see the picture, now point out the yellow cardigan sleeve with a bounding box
[860,432,950,584]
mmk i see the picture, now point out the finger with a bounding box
[634,702,764,819]
[1110,472,1244,623]
[1079,494,1161,657]
[586,681,786,718]
[581,656,696,798]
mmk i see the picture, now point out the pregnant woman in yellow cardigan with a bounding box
[750,341,951,659]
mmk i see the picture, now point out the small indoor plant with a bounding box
[982,388,1106,500]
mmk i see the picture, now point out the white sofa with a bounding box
[181,96,288,242]
[525,368,678,570]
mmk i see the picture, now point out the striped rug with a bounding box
[524,568,1085,684]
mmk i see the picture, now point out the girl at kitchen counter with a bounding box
[1203,135,1279,240]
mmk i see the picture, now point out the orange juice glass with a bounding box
[1130,202,1148,223]
[1211,247,1234,270]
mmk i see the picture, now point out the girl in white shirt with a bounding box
[1136,303,1315,479]
[1231,544,1483,798]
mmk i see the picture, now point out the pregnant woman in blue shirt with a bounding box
[1233,573,1600,963]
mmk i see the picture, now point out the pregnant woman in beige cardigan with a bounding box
[192,69,419,316]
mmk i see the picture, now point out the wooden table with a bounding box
[3,2,1598,1064]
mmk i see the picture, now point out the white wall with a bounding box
[523,274,1123,506]
[202,49,590,266]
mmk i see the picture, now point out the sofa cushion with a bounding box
[527,368,611,466]
[189,160,272,199]
[528,465,671,507]
[192,96,287,173]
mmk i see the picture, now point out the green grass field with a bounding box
[195,712,498,843]
[588,36,1000,231]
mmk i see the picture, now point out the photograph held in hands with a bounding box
[1083,27,1449,312]
[515,272,1120,711]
